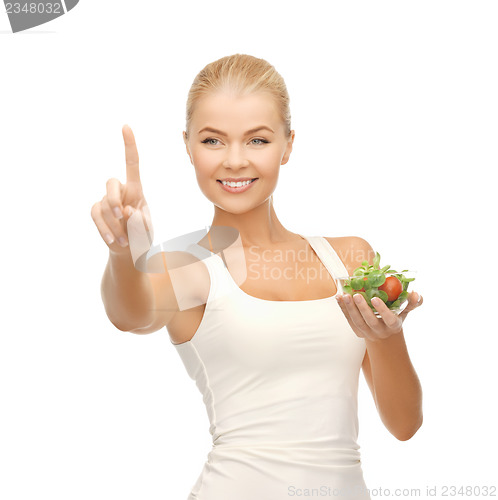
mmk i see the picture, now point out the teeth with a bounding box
[222,179,254,187]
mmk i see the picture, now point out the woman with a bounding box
[92,53,423,500]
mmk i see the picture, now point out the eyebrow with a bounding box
[197,125,274,136]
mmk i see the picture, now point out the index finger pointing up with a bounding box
[122,124,141,184]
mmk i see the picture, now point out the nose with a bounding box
[223,144,250,169]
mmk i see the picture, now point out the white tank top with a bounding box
[169,235,370,500]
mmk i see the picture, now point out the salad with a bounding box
[342,252,415,312]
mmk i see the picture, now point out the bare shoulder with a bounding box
[324,236,376,276]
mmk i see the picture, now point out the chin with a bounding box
[213,202,256,215]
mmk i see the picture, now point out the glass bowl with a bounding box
[337,271,417,317]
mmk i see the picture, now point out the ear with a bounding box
[281,130,295,165]
[183,131,193,164]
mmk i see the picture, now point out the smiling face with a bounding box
[183,91,295,215]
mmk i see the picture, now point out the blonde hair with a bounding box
[185,53,292,140]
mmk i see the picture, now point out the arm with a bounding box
[363,332,423,441]
[339,236,423,441]
[95,125,182,334]
[101,249,156,332]
[101,249,180,334]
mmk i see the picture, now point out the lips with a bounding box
[217,178,258,193]
[217,177,258,182]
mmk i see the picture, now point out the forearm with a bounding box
[101,250,155,331]
[365,330,423,440]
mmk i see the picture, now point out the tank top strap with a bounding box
[298,235,350,292]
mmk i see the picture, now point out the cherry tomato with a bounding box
[378,276,403,302]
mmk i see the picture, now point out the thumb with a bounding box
[124,204,154,236]
[399,291,422,321]
[125,205,154,271]
[123,205,136,220]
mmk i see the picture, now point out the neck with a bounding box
[209,196,297,250]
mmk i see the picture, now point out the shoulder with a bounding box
[324,236,376,275]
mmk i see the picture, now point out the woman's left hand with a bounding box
[335,290,423,341]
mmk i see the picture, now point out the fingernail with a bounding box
[104,233,115,245]
[353,294,362,303]
[113,207,123,219]
[118,236,128,247]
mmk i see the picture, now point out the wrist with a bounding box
[365,329,404,348]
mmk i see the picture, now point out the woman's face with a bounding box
[184,90,295,215]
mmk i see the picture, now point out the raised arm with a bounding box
[91,125,179,333]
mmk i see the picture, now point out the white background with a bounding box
[1,1,497,499]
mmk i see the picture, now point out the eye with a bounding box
[201,137,270,146]
[201,138,220,145]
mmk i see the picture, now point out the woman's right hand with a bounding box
[91,124,153,256]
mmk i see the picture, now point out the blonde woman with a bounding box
[92,54,423,500]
